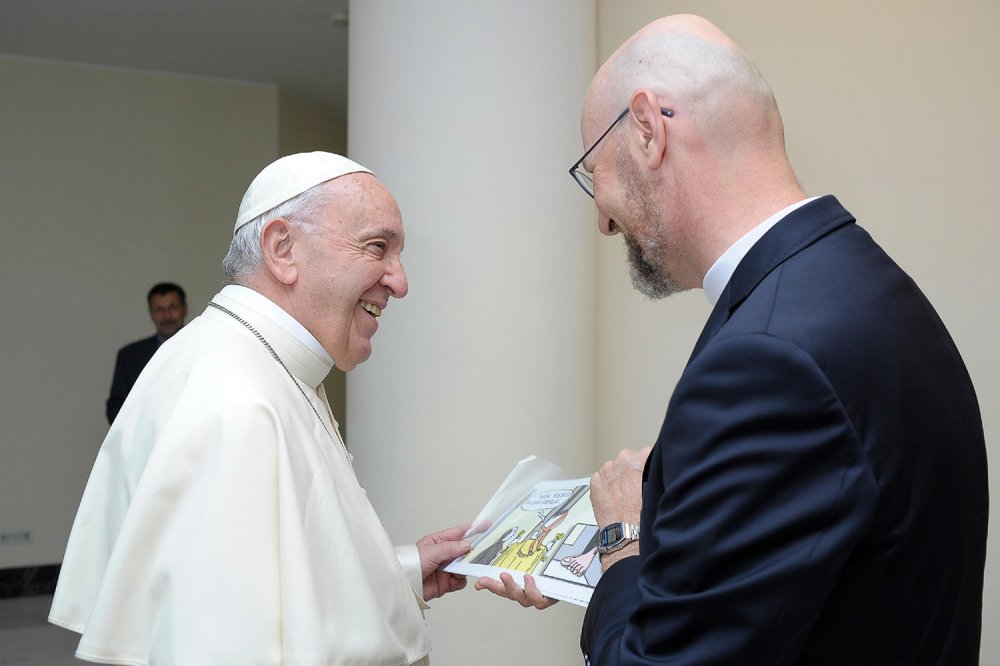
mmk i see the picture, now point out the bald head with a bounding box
[579,14,805,291]
[587,15,783,156]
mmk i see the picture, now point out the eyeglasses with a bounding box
[568,107,674,198]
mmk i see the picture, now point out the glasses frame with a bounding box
[568,107,674,198]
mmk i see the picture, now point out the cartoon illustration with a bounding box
[470,527,522,565]
[448,478,602,606]
[542,527,602,587]
[493,509,569,571]
[562,547,597,577]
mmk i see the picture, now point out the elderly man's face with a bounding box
[581,96,682,299]
[583,111,684,299]
[295,176,408,371]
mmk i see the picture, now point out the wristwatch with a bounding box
[596,522,640,554]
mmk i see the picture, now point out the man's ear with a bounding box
[628,89,668,171]
[260,217,299,285]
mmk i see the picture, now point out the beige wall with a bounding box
[595,1,999,661]
[345,3,597,664]
[0,56,280,569]
[279,89,347,157]
[0,0,994,660]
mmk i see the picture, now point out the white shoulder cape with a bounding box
[50,292,431,666]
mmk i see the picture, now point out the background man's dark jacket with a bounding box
[106,335,159,424]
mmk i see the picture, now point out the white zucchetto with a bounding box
[235,152,373,232]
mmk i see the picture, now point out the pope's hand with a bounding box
[475,572,558,610]
[416,523,472,601]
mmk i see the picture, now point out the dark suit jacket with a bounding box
[582,196,988,665]
[106,334,160,424]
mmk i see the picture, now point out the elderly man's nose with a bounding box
[383,262,408,298]
[598,213,620,236]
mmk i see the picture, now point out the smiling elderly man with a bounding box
[50,152,470,666]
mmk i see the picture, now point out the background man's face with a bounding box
[148,292,187,339]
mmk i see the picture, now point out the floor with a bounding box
[0,594,79,665]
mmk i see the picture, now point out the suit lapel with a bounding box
[688,280,733,362]
[686,195,856,365]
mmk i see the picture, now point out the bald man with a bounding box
[481,14,988,665]
[50,153,470,665]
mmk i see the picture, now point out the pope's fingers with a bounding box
[447,573,467,592]
[420,522,473,544]
[419,538,471,568]
[498,572,531,607]
[516,576,537,606]
[474,577,489,589]
[477,572,533,607]
[522,574,558,609]
[466,520,493,537]
[474,576,504,594]
[474,574,556,609]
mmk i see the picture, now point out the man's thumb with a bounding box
[425,539,471,566]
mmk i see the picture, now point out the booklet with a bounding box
[444,456,602,607]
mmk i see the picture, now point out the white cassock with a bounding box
[50,286,432,666]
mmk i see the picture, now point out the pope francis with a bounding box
[49,152,471,665]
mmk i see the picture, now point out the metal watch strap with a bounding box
[597,521,640,554]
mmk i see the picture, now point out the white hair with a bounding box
[221,182,338,284]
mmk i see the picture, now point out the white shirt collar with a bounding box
[702,197,820,306]
[220,285,334,365]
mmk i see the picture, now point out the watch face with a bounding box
[600,523,624,548]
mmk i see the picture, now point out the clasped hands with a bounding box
[475,445,652,610]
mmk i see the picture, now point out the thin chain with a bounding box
[207,301,347,459]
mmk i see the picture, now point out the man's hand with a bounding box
[416,523,472,601]
[591,446,653,570]
[475,572,558,610]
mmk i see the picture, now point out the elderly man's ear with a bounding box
[261,217,299,285]
[629,89,668,171]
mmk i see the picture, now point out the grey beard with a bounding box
[625,233,683,300]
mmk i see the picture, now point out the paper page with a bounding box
[446,475,602,607]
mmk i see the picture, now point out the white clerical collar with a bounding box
[220,285,334,365]
[703,197,820,306]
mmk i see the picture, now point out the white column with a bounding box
[347,2,597,664]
